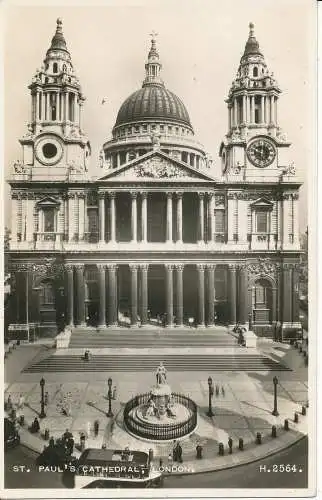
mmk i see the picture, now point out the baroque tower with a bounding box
[219,23,295,183]
[16,18,91,181]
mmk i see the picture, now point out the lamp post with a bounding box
[207,376,214,417]
[40,377,46,419]
[272,376,279,416]
[107,377,113,417]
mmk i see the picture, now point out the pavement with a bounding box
[4,338,308,474]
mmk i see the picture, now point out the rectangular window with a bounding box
[215,210,225,233]
[256,211,268,233]
[44,209,55,232]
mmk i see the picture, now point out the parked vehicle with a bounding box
[4,418,20,451]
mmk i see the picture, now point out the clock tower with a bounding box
[219,22,295,182]
[16,18,91,181]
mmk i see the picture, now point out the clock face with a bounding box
[35,136,63,166]
[247,139,276,168]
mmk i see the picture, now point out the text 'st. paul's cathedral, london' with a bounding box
[7,19,302,343]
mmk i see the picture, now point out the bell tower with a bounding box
[219,23,295,182]
[16,18,91,180]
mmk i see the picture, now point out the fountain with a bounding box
[123,363,198,441]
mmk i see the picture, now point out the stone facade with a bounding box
[7,21,302,340]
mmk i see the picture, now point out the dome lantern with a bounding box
[143,32,164,87]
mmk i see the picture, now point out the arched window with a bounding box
[253,66,258,77]
[53,62,58,73]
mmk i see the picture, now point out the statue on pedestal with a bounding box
[155,362,167,385]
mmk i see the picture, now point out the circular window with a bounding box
[42,143,57,159]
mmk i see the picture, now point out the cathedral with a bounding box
[7,19,302,341]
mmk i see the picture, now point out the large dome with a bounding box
[115,84,192,129]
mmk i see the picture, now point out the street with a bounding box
[4,437,308,489]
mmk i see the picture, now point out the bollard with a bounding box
[19,414,25,426]
[80,433,86,451]
[284,419,289,431]
[238,437,244,451]
[218,442,224,456]
[271,425,277,438]
[256,432,262,445]
[148,448,154,464]
[299,345,302,353]
[94,420,99,437]
[294,412,299,423]
[11,409,17,422]
[196,444,203,459]
[301,406,306,416]
[44,428,50,440]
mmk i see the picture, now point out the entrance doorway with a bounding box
[252,278,272,325]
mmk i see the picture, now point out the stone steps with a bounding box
[23,354,291,373]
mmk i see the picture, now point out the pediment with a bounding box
[250,197,274,209]
[36,196,60,208]
[98,151,215,182]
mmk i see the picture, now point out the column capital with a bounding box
[207,192,214,199]
[198,192,205,199]
[175,191,183,199]
[130,191,138,199]
[141,191,148,199]
[129,263,139,271]
[228,264,237,272]
[165,263,175,271]
[174,263,184,272]
[97,263,107,271]
[166,192,173,199]
[139,263,149,272]
[74,264,84,271]
[67,191,76,199]
[205,263,216,270]
[108,191,116,199]
[65,264,74,273]
[196,263,206,271]
[76,192,86,199]
[107,263,118,271]
[98,192,106,200]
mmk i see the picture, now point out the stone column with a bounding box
[197,264,205,327]
[166,193,173,242]
[228,104,232,130]
[260,95,265,123]
[131,192,138,242]
[242,94,246,123]
[282,265,293,325]
[165,264,174,326]
[99,193,105,243]
[270,95,274,123]
[97,264,106,327]
[198,193,205,243]
[206,264,215,326]
[130,264,138,326]
[228,265,237,325]
[107,264,118,326]
[237,266,248,324]
[176,192,183,243]
[282,195,289,247]
[66,265,74,327]
[109,192,116,243]
[78,193,85,241]
[11,195,18,244]
[207,193,214,242]
[75,264,85,326]
[250,95,255,123]
[271,287,277,323]
[227,195,234,243]
[141,192,148,243]
[233,98,238,126]
[140,264,149,326]
[292,194,299,246]
[175,264,184,326]
[67,193,75,242]
[26,195,35,242]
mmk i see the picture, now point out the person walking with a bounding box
[18,394,25,409]
[176,442,183,463]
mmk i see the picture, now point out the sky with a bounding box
[2,0,315,231]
